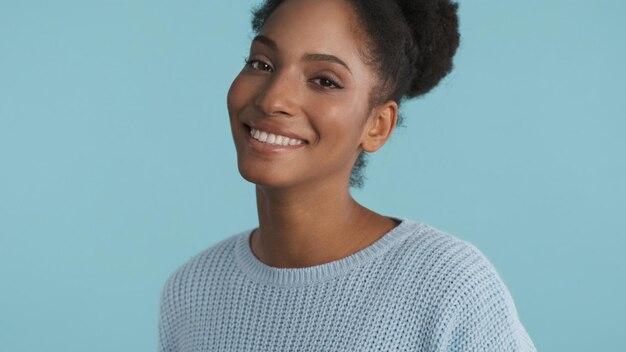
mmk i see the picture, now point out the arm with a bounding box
[443,243,537,352]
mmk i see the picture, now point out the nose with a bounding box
[254,69,300,117]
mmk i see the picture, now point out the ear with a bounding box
[360,100,398,153]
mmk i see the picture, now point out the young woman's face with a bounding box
[227,0,379,189]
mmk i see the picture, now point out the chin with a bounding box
[237,161,297,189]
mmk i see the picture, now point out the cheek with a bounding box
[227,73,249,118]
[312,103,364,146]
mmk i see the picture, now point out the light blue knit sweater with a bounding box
[158,217,536,351]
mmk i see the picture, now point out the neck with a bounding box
[251,178,397,268]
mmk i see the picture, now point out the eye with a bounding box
[244,57,273,72]
[312,76,344,89]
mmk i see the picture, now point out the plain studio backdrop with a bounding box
[1,0,624,350]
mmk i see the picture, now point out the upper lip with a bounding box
[244,120,308,143]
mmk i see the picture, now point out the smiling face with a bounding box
[227,0,389,190]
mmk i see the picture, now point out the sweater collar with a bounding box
[234,216,424,287]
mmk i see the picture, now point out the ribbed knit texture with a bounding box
[158,216,537,351]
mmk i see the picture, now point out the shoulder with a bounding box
[402,221,536,351]
[157,228,253,349]
[400,221,496,288]
[402,220,521,313]
[158,228,252,310]
[400,221,505,281]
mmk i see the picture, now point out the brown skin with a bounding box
[227,0,399,268]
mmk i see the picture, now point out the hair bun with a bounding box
[396,0,460,98]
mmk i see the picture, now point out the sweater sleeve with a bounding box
[157,272,179,352]
[444,243,537,352]
[157,285,172,352]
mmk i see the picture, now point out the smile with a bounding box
[249,127,306,146]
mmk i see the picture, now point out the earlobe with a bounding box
[361,101,398,153]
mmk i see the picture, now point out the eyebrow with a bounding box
[252,34,353,75]
[252,34,278,51]
[302,53,352,76]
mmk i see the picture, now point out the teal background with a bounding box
[1,0,624,350]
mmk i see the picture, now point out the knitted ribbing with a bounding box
[158,216,536,351]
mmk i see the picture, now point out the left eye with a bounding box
[313,77,343,89]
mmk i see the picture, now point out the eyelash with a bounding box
[243,57,344,89]
[244,58,272,72]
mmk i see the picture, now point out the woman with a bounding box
[158,0,537,351]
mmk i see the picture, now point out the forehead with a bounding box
[258,0,367,68]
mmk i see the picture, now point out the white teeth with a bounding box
[249,127,304,146]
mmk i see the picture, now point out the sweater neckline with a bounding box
[234,216,423,287]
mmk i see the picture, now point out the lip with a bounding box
[244,120,309,144]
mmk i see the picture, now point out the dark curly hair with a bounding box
[249,0,460,189]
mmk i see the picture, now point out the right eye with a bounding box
[244,58,273,72]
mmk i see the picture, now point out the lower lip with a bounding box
[245,127,307,153]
